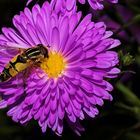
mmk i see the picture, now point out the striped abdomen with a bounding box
[0,44,48,82]
[0,54,30,82]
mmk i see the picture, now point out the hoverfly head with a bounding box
[37,44,49,58]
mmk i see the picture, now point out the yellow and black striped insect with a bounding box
[0,44,48,82]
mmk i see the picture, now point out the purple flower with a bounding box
[97,4,140,45]
[0,1,120,135]
[80,0,118,10]
[53,0,118,10]
[27,0,118,10]
[27,0,33,6]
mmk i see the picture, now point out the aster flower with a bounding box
[52,0,118,10]
[27,0,33,6]
[27,0,118,10]
[0,0,120,135]
[79,0,118,10]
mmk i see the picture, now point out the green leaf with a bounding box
[116,82,140,107]
[124,132,140,140]
[115,102,140,120]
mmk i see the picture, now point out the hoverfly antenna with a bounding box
[37,44,44,47]
[44,47,49,58]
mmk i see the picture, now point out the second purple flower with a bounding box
[52,0,118,10]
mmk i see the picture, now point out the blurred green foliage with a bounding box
[0,0,140,140]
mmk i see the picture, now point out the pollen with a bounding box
[40,51,66,78]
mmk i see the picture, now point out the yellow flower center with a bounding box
[40,51,66,78]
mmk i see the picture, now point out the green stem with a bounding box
[116,82,140,107]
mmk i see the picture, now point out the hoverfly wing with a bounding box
[0,43,30,85]
[0,42,29,52]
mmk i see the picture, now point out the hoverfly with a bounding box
[0,44,49,82]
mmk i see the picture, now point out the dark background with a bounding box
[0,0,140,140]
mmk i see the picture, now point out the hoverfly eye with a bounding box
[43,48,49,58]
[38,45,49,58]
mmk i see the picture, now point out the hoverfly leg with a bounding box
[36,71,43,79]
[32,62,43,79]
[22,69,30,94]
[35,68,43,79]
[33,65,44,79]
[22,72,26,94]
[16,76,20,89]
